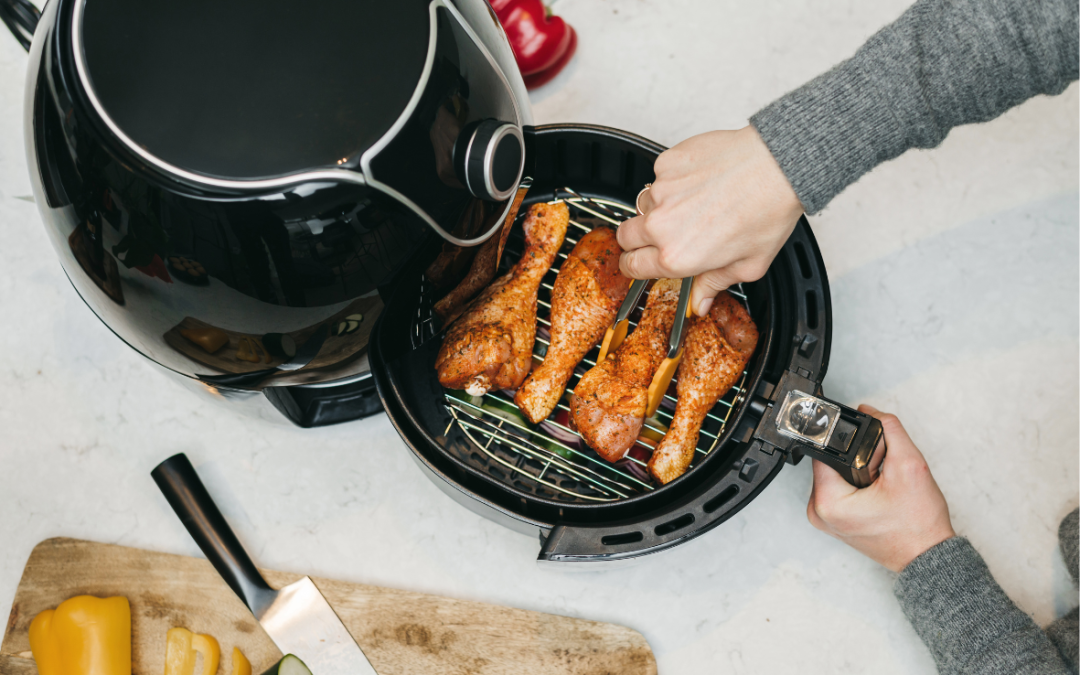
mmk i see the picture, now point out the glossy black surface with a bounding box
[490,131,522,193]
[367,5,521,237]
[81,0,430,180]
[374,126,780,529]
[373,126,854,560]
[27,0,436,381]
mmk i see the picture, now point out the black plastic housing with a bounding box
[264,375,382,428]
[372,124,848,562]
[24,0,529,398]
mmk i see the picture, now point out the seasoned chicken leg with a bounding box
[434,187,528,326]
[570,279,682,462]
[515,227,631,424]
[435,202,568,396]
[648,292,758,484]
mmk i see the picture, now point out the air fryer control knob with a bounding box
[456,119,524,202]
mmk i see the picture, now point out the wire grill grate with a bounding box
[438,188,751,502]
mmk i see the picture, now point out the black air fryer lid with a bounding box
[80,0,431,181]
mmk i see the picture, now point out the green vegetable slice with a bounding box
[262,333,296,360]
[444,389,484,408]
[260,655,311,675]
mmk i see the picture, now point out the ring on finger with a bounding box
[635,183,653,216]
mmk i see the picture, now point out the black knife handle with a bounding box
[152,453,277,615]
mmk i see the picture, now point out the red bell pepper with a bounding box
[522,25,576,89]
[135,253,173,283]
[491,0,576,80]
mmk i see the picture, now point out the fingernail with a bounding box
[695,298,713,317]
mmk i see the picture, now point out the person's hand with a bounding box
[807,405,956,573]
[616,126,804,317]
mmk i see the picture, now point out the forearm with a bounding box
[895,536,1071,675]
[751,0,1080,213]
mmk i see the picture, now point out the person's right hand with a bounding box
[616,126,804,317]
[807,405,956,573]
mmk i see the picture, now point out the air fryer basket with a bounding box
[373,124,838,561]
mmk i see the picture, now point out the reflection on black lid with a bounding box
[81,0,430,180]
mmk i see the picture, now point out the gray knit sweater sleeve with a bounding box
[895,514,1079,675]
[750,0,1079,214]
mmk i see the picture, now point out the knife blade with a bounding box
[152,453,378,675]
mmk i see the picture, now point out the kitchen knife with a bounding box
[152,453,378,675]
[200,324,330,389]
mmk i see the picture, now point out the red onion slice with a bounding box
[537,418,582,448]
[616,458,652,483]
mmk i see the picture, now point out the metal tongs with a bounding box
[598,276,693,417]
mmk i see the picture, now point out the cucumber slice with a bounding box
[260,655,311,675]
[539,437,575,460]
[444,389,484,408]
[262,333,296,360]
[482,403,526,427]
[482,396,522,419]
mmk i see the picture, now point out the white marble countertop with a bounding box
[1,1,1077,673]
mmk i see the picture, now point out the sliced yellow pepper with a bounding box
[165,627,220,675]
[192,633,220,675]
[28,595,131,675]
[236,336,261,363]
[231,647,251,675]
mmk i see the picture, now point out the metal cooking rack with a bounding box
[440,187,751,503]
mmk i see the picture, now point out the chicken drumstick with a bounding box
[435,202,568,396]
[570,279,682,462]
[515,226,631,424]
[648,292,758,484]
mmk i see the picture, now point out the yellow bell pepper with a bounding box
[236,336,260,363]
[231,647,251,675]
[164,627,220,675]
[28,595,131,675]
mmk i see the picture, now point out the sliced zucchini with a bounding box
[444,389,484,408]
[539,437,575,460]
[262,333,297,360]
[482,396,522,419]
[482,404,526,427]
[260,655,311,675]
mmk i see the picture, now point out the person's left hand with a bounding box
[807,405,956,573]
[616,126,803,317]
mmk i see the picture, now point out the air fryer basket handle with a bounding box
[151,453,277,614]
[751,370,886,488]
[798,396,886,488]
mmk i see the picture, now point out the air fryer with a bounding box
[14,0,883,563]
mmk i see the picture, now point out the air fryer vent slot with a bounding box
[805,290,819,330]
[601,531,644,546]
[655,513,695,536]
[703,484,740,513]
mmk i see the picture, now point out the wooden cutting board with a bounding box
[1,539,655,675]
